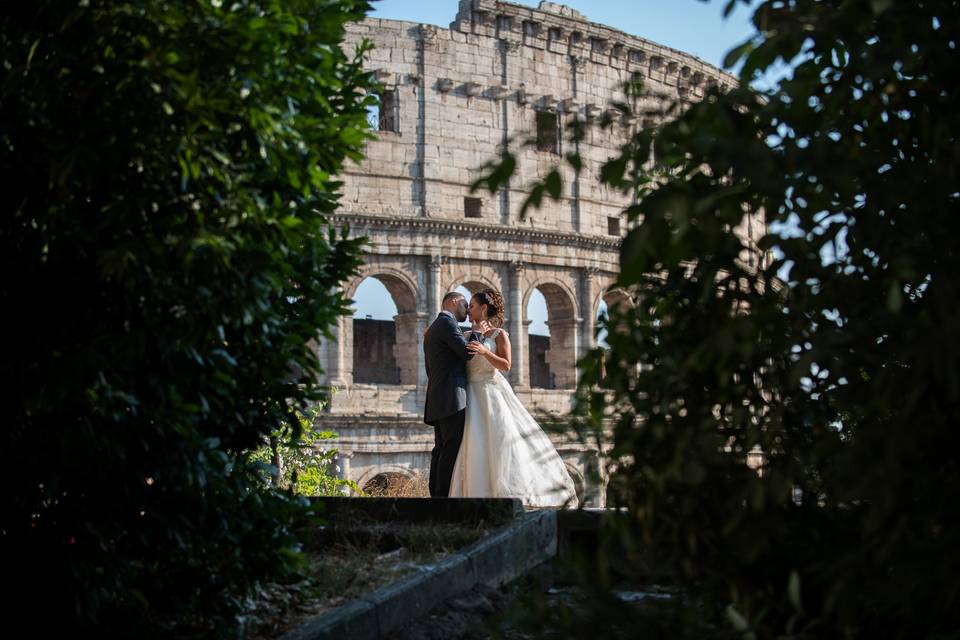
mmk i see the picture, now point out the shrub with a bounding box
[479,1,960,637]
[249,407,361,497]
[1,0,375,634]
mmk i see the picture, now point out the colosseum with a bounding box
[315,0,745,506]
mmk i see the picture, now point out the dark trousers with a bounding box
[429,409,465,497]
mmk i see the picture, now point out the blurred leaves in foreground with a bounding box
[478,0,960,637]
[1,0,375,635]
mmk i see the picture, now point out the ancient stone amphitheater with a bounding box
[316,0,747,506]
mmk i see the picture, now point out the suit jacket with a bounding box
[423,311,473,425]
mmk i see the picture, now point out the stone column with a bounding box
[508,260,527,388]
[579,267,598,362]
[522,318,533,388]
[419,256,445,409]
[336,450,355,493]
[394,311,425,386]
[312,336,327,384]
[415,311,430,396]
[391,308,430,397]
[544,317,580,389]
[326,315,346,387]
[428,255,444,317]
[341,314,355,387]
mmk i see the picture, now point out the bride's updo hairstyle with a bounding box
[474,289,505,327]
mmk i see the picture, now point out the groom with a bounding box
[423,291,475,497]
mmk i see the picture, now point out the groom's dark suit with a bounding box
[423,310,474,497]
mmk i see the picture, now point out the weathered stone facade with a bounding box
[315,0,752,506]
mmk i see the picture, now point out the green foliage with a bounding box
[248,407,362,497]
[481,1,960,637]
[1,0,374,635]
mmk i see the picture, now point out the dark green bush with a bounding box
[481,1,960,637]
[589,1,960,636]
[1,0,373,635]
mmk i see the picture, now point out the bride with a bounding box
[448,288,578,508]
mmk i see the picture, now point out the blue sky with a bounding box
[352,0,758,333]
[367,0,756,69]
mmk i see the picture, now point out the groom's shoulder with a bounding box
[434,312,456,327]
[429,313,455,335]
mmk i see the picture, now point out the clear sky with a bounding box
[351,0,758,332]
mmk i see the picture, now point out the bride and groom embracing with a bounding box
[423,288,578,508]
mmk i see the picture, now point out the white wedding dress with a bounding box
[449,330,579,508]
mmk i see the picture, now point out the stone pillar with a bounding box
[420,256,445,408]
[508,260,527,388]
[428,255,443,317]
[522,318,534,388]
[337,450,355,493]
[415,310,430,395]
[327,315,347,387]
[579,267,598,365]
[312,336,327,384]
[394,311,425,386]
[340,314,354,387]
[544,317,580,389]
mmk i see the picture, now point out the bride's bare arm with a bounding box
[466,329,512,372]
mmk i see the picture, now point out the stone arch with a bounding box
[522,275,580,317]
[444,265,502,298]
[595,287,635,345]
[345,268,421,386]
[524,278,579,390]
[597,287,634,317]
[345,265,419,314]
[587,286,635,385]
[446,276,499,296]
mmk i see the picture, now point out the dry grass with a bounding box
[240,520,488,639]
[362,470,430,497]
[240,543,424,639]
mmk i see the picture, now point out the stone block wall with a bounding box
[353,319,400,384]
[318,1,760,508]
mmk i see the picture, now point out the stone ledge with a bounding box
[280,508,558,640]
[311,496,522,526]
[328,212,623,251]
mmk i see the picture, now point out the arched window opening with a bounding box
[527,284,577,389]
[527,288,552,388]
[350,275,418,385]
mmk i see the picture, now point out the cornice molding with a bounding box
[328,212,623,253]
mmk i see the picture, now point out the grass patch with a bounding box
[240,522,490,639]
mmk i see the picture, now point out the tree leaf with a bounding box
[722,39,754,71]
[544,169,562,199]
